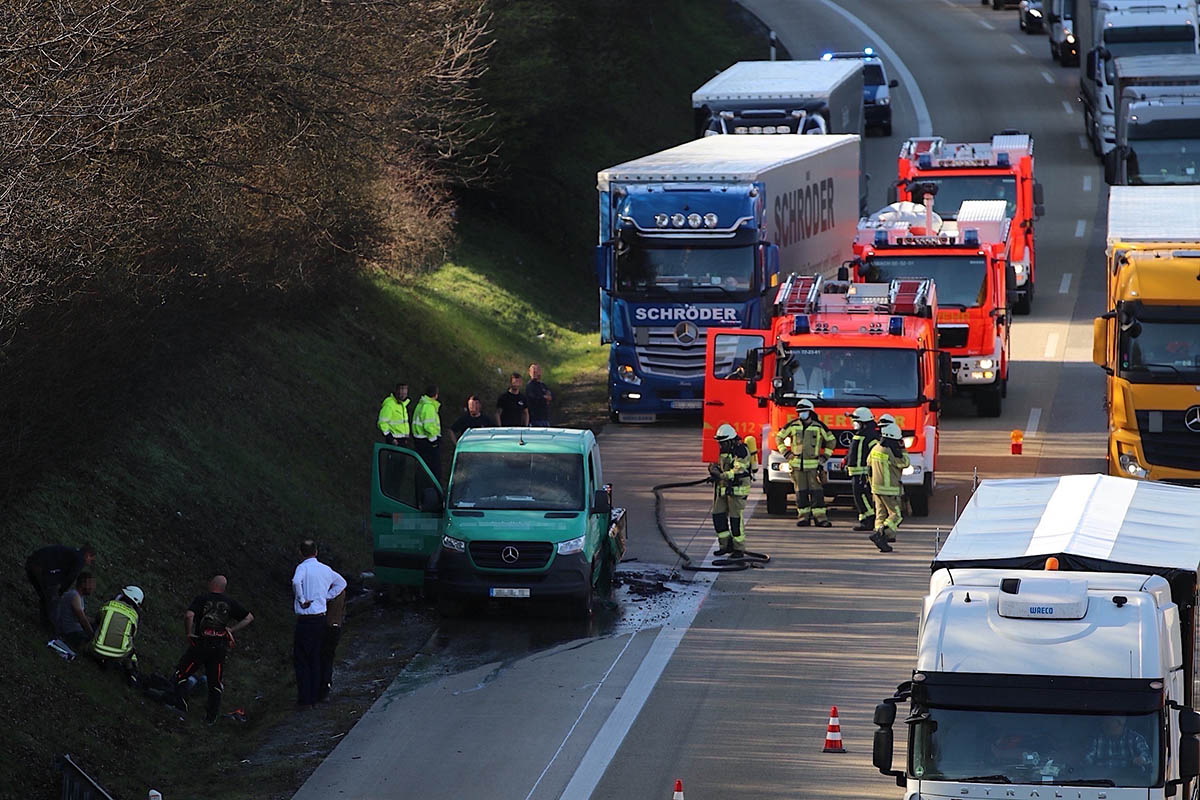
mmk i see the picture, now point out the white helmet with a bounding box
[713,423,738,443]
[878,413,896,426]
[122,586,145,607]
[881,423,902,440]
[851,407,874,424]
[795,398,815,412]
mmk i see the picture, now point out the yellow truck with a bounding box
[1093,186,1200,481]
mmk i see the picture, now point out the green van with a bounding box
[370,428,626,616]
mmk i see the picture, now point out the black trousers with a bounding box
[26,562,58,626]
[174,636,228,721]
[294,615,326,706]
[414,438,441,482]
[319,624,343,700]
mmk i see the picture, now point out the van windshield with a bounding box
[449,452,584,511]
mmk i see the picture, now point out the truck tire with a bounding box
[573,583,594,618]
[766,480,789,516]
[907,484,930,517]
[976,384,1003,418]
[1013,281,1033,315]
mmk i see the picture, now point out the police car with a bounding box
[821,49,898,136]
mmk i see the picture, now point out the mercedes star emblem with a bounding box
[838,430,854,448]
[1186,405,1200,434]
[501,545,520,564]
[673,321,699,346]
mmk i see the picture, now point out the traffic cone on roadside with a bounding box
[822,705,846,753]
[672,779,684,799]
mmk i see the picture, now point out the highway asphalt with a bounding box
[292,1,1108,797]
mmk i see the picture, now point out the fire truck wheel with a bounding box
[976,384,1003,418]
[907,486,930,518]
[766,481,789,516]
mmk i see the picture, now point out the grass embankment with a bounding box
[0,1,769,796]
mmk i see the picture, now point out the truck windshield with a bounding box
[1127,122,1200,185]
[615,241,755,296]
[1119,318,1200,383]
[449,452,584,511]
[1103,29,1197,81]
[911,708,1162,788]
[866,256,988,308]
[913,176,1017,220]
[780,347,919,403]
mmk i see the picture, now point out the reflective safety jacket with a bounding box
[868,440,910,496]
[377,395,411,438]
[775,417,835,470]
[92,599,138,660]
[715,441,755,497]
[847,424,880,477]
[411,395,441,441]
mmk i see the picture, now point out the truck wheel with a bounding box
[1013,283,1033,315]
[766,481,789,516]
[976,384,1003,418]
[1019,13,1026,30]
[907,485,930,517]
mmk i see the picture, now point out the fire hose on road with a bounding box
[651,477,771,572]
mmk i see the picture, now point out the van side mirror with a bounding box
[889,79,899,88]
[419,487,442,513]
[1180,708,1200,736]
[592,488,612,516]
[1092,317,1109,370]
[1032,182,1044,206]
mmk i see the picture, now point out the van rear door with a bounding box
[371,443,444,587]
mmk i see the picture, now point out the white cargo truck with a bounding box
[595,135,861,421]
[1106,54,1200,184]
[872,474,1200,798]
[1077,0,1198,157]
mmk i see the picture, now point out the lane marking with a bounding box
[1026,406,1042,439]
[1012,42,1028,55]
[939,0,956,6]
[1059,273,1072,294]
[1041,70,1055,84]
[810,0,934,135]
[979,17,996,29]
[1062,99,1075,115]
[1044,332,1060,359]
[1082,174,1093,192]
[1078,134,1089,150]
[1074,219,1087,238]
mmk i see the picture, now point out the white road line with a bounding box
[1044,332,1060,359]
[1041,70,1055,84]
[1074,219,1087,238]
[1026,406,1042,439]
[810,0,934,136]
[1082,174,1093,191]
[1012,42,1028,55]
[1059,273,1072,294]
[939,0,955,6]
[1079,134,1089,150]
[979,17,996,29]
[1062,100,1075,115]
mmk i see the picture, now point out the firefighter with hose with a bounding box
[708,424,756,556]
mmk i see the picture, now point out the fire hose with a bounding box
[651,477,771,572]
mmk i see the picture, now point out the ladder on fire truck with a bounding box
[774,274,934,318]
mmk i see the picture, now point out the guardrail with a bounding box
[55,754,116,800]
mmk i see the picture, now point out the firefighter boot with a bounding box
[869,530,893,553]
[712,514,733,555]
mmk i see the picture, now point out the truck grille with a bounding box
[1135,410,1200,471]
[937,325,969,349]
[635,328,707,379]
[469,540,553,570]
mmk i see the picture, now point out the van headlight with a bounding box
[556,535,586,555]
[441,535,466,553]
[878,97,890,106]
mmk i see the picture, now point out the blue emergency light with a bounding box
[821,52,833,61]
[793,314,810,334]
[997,152,1010,167]
[962,229,979,247]
[917,153,932,169]
[889,316,904,336]
[874,230,888,247]
[864,47,875,55]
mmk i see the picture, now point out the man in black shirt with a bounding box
[525,363,553,427]
[26,543,96,627]
[450,394,495,444]
[496,372,529,427]
[173,575,254,723]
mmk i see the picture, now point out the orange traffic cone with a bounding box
[672,779,685,799]
[823,705,846,753]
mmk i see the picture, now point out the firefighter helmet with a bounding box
[713,424,738,443]
[878,413,896,426]
[881,422,903,440]
[795,398,815,412]
[851,407,874,423]
[122,586,145,607]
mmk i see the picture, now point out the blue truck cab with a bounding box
[370,429,626,617]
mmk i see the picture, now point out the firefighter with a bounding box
[846,407,880,532]
[775,399,834,527]
[91,586,144,685]
[868,422,910,553]
[708,424,755,556]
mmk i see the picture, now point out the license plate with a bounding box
[670,400,703,410]
[827,459,845,472]
[489,588,530,598]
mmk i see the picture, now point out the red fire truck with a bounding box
[701,275,948,517]
[852,200,1013,417]
[890,132,1044,314]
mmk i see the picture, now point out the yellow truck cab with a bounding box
[370,428,626,616]
[1093,186,1200,482]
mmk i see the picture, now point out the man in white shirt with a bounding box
[292,539,347,708]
